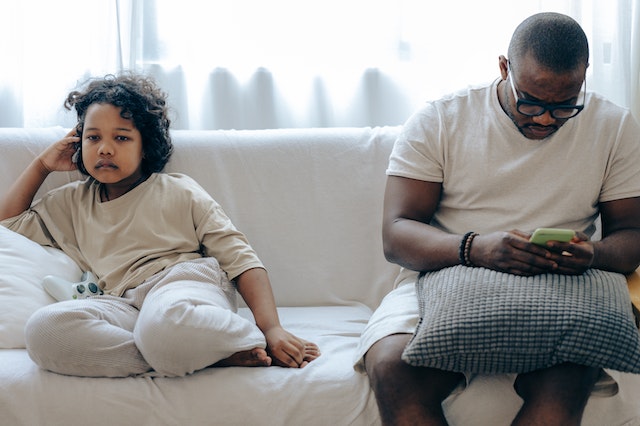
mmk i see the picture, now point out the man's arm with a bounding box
[382,175,460,272]
[598,196,640,326]
[592,196,640,274]
[382,175,583,276]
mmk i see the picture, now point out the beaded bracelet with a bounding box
[463,232,478,266]
[458,231,478,267]
[458,232,474,265]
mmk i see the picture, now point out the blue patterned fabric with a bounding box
[402,266,640,374]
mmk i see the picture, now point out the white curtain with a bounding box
[1,0,638,129]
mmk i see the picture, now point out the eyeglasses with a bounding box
[507,63,585,119]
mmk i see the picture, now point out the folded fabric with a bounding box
[402,265,640,374]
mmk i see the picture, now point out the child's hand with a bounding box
[263,326,320,368]
[38,129,80,173]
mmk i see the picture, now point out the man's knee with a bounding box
[513,364,600,425]
[364,334,463,400]
[514,362,600,401]
[364,334,412,387]
[364,334,465,425]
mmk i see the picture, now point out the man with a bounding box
[355,12,640,426]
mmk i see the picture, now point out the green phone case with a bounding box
[529,228,575,245]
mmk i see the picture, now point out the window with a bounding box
[1,0,638,129]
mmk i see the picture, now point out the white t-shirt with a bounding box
[387,79,640,285]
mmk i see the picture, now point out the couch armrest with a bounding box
[627,268,640,328]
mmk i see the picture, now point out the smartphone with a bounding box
[529,228,575,245]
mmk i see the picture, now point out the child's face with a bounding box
[81,103,145,187]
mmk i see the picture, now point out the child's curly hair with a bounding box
[65,72,173,176]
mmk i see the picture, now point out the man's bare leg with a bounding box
[365,334,464,426]
[512,363,600,426]
[212,348,272,367]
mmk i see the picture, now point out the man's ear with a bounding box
[498,55,509,80]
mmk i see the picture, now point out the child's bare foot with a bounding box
[212,348,272,367]
[296,341,321,368]
[303,341,321,362]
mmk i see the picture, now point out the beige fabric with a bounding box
[1,173,263,296]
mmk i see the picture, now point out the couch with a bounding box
[0,126,639,426]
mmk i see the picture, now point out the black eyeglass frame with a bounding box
[507,62,586,120]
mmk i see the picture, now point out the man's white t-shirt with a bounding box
[387,79,640,286]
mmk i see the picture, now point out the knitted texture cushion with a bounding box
[402,266,640,374]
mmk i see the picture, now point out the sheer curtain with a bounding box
[0,1,122,127]
[1,0,638,129]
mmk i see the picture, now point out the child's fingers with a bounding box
[277,340,311,367]
[271,348,301,368]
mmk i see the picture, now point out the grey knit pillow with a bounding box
[402,266,640,374]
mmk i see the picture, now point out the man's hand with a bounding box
[540,231,594,275]
[470,230,592,276]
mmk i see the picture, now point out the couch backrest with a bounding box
[0,126,401,309]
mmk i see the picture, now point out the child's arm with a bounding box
[235,267,320,368]
[0,130,79,220]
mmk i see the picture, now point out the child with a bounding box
[0,73,320,377]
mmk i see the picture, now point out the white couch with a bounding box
[0,126,639,426]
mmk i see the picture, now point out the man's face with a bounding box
[504,54,586,140]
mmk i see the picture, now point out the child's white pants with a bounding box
[24,257,266,377]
